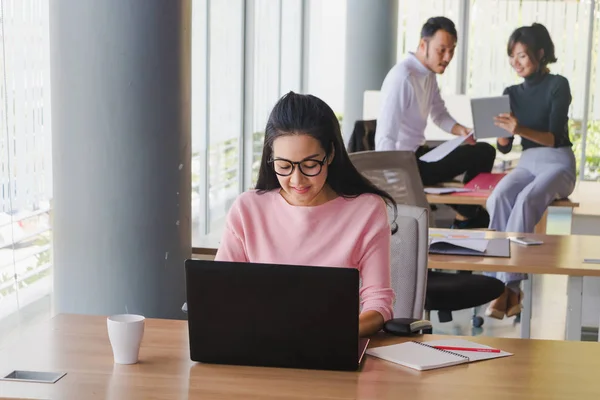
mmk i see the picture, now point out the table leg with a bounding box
[534,210,548,234]
[520,275,533,339]
[566,276,583,341]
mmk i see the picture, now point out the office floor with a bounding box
[432,207,598,341]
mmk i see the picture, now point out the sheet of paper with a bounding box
[419,132,473,163]
[424,187,472,195]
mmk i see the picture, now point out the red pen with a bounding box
[433,345,501,353]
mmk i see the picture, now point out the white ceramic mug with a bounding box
[107,314,145,364]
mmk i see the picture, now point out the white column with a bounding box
[342,0,398,142]
[50,0,192,318]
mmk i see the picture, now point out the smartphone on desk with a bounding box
[509,236,543,246]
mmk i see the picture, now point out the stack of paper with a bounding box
[429,230,489,252]
[428,229,510,258]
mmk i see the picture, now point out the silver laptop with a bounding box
[470,95,512,140]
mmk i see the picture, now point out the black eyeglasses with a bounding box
[269,155,328,177]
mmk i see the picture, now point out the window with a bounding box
[191,0,303,241]
[0,0,52,343]
[307,0,346,115]
[467,0,590,108]
[191,0,208,239]
[582,0,600,179]
[248,0,303,187]
[207,0,244,234]
[397,0,462,96]
[249,0,283,187]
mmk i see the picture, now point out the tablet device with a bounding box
[470,95,512,140]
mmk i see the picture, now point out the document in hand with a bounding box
[418,132,473,163]
[366,339,512,371]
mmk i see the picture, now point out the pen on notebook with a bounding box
[433,346,501,353]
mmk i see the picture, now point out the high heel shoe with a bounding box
[506,289,524,318]
[485,287,509,320]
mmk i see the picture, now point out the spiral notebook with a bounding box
[366,339,512,371]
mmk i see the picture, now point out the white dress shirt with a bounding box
[375,53,457,152]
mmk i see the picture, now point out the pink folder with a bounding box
[451,173,507,197]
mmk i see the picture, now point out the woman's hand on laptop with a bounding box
[451,124,475,145]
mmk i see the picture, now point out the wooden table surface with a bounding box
[1,314,600,399]
[429,230,600,276]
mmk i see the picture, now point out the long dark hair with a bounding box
[507,23,557,73]
[255,92,398,229]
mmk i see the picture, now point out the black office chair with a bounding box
[426,271,505,327]
[349,150,505,328]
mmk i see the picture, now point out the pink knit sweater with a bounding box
[215,190,394,321]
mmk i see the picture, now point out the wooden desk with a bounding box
[429,230,600,341]
[192,231,600,341]
[429,230,600,277]
[567,182,600,332]
[193,232,600,276]
[1,314,600,400]
[426,192,579,233]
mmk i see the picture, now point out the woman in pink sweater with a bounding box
[216,92,397,337]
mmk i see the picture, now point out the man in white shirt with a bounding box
[375,16,496,229]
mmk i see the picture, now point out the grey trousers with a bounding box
[485,146,576,284]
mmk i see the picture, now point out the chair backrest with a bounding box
[349,150,429,211]
[347,120,376,153]
[389,204,428,320]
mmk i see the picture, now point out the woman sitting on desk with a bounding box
[215,92,397,337]
[485,23,576,319]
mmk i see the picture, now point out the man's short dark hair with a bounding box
[420,17,457,40]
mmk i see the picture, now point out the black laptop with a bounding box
[184,259,369,371]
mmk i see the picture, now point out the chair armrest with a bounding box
[383,318,433,336]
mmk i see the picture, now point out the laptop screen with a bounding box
[185,259,362,371]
